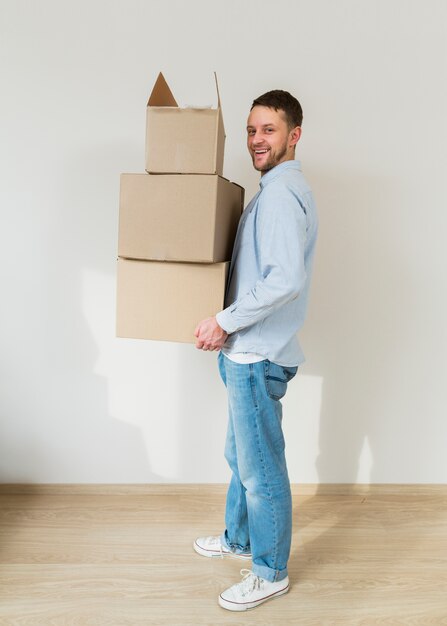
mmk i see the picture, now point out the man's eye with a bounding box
[265,128,274,133]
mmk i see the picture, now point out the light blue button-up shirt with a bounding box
[216,159,318,367]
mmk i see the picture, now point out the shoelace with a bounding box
[237,569,263,596]
[208,536,225,559]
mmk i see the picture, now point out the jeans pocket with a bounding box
[218,351,227,386]
[264,361,298,401]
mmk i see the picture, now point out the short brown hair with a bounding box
[251,90,303,129]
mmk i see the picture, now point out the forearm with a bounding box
[216,269,303,334]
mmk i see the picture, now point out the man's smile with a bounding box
[253,147,270,159]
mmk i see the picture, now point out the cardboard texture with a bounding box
[116,258,229,343]
[145,72,225,175]
[118,173,244,263]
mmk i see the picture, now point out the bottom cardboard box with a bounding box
[116,258,229,343]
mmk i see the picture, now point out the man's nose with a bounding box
[251,131,264,144]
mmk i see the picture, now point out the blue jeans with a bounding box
[217,352,298,582]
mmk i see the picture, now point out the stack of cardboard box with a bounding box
[116,73,244,343]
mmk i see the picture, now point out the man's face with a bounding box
[247,105,301,175]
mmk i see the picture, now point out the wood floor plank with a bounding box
[0,486,446,624]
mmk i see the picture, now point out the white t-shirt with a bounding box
[222,350,265,364]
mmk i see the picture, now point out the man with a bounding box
[193,89,318,611]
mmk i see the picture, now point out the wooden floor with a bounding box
[0,484,446,625]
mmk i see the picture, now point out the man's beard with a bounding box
[252,142,288,173]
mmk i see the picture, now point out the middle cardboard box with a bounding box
[118,173,244,263]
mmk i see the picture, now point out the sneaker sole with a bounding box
[193,540,252,561]
[218,584,289,611]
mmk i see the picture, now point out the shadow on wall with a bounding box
[303,165,418,490]
[175,345,229,483]
[0,141,162,484]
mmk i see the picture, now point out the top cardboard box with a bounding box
[145,72,225,175]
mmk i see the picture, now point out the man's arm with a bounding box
[195,186,308,350]
[217,188,307,332]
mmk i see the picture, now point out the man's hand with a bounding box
[194,316,228,351]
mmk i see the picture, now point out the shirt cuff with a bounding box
[216,309,238,334]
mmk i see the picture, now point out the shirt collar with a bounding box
[259,159,302,189]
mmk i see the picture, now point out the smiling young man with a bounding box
[193,89,318,611]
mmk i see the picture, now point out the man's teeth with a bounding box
[255,149,268,154]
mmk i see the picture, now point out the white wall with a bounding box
[0,0,445,484]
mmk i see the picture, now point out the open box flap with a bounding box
[148,72,222,109]
[214,71,221,108]
[147,72,178,107]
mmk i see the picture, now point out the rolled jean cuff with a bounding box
[220,531,251,556]
[252,562,289,583]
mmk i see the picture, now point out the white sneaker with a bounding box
[193,536,251,561]
[218,568,289,611]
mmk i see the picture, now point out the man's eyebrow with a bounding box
[246,123,277,129]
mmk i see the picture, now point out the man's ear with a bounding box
[289,126,302,147]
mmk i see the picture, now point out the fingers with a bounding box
[194,321,226,351]
[195,339,220,351]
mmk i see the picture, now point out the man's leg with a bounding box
[219,352,251,554]
[221,355,297,583]
[193,352,252,560]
